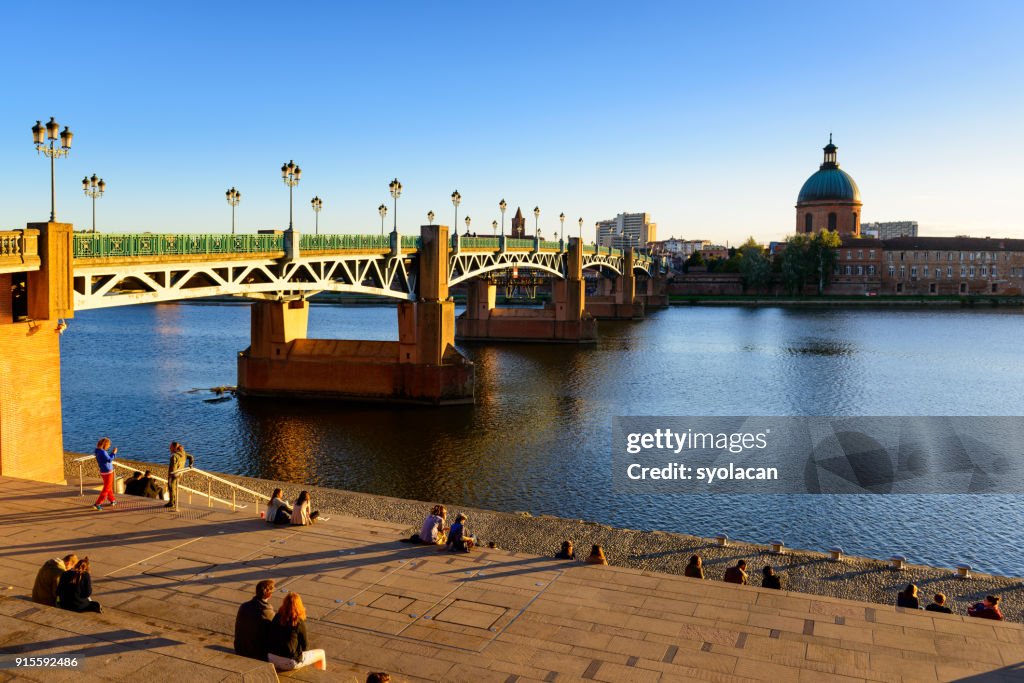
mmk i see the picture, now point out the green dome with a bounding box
[797,137,861,204]
[798,168,861,203]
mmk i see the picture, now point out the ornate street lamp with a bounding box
[378,203,388,235]
[559,212,565,242]
[427,210,435,225]
[82,174,106,233]
[389,178,402,232]
[225,187,241,234]
[578,217,583,241]
[310,196,323,235]
[492,219,498,236]
[32,117,73,222]
[281,160,302,230]
[499,198,507,237]
[533,206,540,238]
[464,215,471,235]
[451,189,461,236]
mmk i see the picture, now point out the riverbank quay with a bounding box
[67,453,1024,626]
[668,294,1024,307]
[8,474,1024,682]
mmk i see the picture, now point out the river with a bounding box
[60,302,1024,576]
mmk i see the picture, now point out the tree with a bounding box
[738,238,771,292]
[779,230,841,295]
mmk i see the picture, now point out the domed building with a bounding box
[796,136,862,238]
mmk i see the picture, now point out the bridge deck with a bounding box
[5,476,1009,682]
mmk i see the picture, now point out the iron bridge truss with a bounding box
[73,247,659,310]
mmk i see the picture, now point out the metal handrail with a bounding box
[73,456,263,514]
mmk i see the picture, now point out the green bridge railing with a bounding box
[461,237,500,249]
[71,232,655,267]
[301,234,391,250]
[73,233,285,258]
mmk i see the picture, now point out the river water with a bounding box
[60,303,1024,576]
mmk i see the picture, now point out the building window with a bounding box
[852,212,858,231]
[923,266,929,277]
[992,266,998,277]
[899,265,906,279]
[868,265,876,275]
[960,266,966,277]
[897,282,904,293]
[846,250,852,260]
[947,266,952,277]
[981,266,988,277]
[856,266,863,275]
[992,283,999,293]
[869,250,875,259]
[911,266,918,278]
[960,283,967,294]
[929,283,937,294]
[857,250,863,260]
[804,214,813,233]
[828,213,837,230]
[844,265,852,275]
[935,268,941,279]
[888,266,895,277]
[887,252,894,262]
[947,252,953,261]
[969,252,975,261]
[969,267,975,278]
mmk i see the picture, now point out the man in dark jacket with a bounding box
[234,580,275,659]
[140,471,164,499]
[723,560,748,585]
[32,554,77,606]
[124,472,145,497]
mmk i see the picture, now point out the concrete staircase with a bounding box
[0,476,1022,682]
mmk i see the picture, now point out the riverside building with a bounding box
[597,212,657,251]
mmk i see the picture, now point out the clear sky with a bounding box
[1,1,1022,244]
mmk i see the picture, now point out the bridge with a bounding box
[0,221,668,483]
[68,231,659,310]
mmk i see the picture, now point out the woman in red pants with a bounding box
[92,437,118,511]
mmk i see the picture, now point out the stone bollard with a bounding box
[770,540,785,554]
[715,534,729,547]
[890,555,907,571]
[115,477,125,494]
[829,547,844,562]
[956,564,972,579]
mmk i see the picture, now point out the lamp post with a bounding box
[578,217,583,241]
[499,199,507,237]
[427,210,435,225]
[310,196,323,235]
[281,160,302,230]
[451,189,461,236]
[378,203,387,235]
[533,206,540,238]
[32,117,73,222]
[225,187,241,234]
[559,212,565,242]
[82,174,106,233]
[464,215,471,236]
[389,178,402,232]
[492,219,498,236]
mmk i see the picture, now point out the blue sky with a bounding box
[1,1,1022,243]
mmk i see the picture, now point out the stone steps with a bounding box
[1,476,1022,682]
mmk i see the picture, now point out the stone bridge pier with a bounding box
[0,222,74,482]
[456,237,597,343]
[585,247,645,320]
[238,225,474,405]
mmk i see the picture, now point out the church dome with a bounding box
[797,137,861,204]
